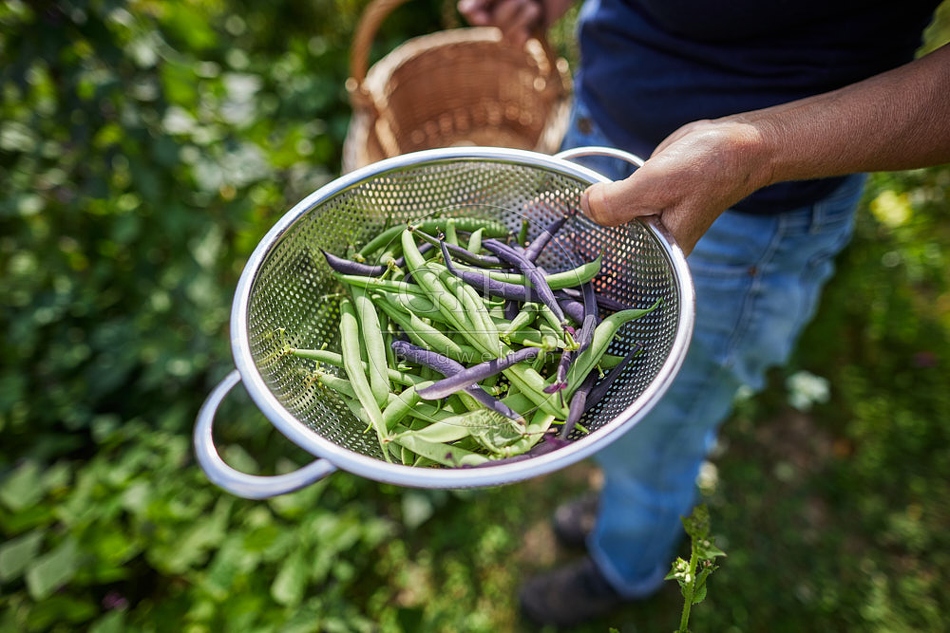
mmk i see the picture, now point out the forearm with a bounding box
[741,43,950,188]
[582,43,950,255]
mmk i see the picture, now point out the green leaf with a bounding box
[271,554,308,607]
[0,460,44,511]
[401,490,436,530]
[681,504,711,542]
[22,594,97,630]
[89,609,127,633]
[25,537,79,600]
[0,530,45,582]
[695,539,726,560]
[691,582,708,605]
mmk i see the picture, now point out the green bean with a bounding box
[393,410,481,444]
[343,397,370,428]
[333,273,427,298]
[517,218,529,247]
[375,293,478,362]
[487,411,557,458]
[599,353,626,370]
[313,370,358,399]
[502,302,540,338]
[467,227,484,255]
[390,426,489,467]
[536,301,569,334]
[374,300,397,386]
[426,216,511,238]
[360,217,509,259]
[381,385,421,432]
[444,218,459,246]
[339,298,391,452]
[290,347,427,387]
[470,253,603,290]
[437,267,500,355]
[502,363,568,419]
[400,229,491,354]
[404,400,459,426]
[564,300,661,399]
[500,391,535,413]
[376,289,446,324]
[357,223,409,258]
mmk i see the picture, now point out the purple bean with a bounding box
[559,369,598,439]
[557,287,633,314]
[416,346,541,400]
[391,340,524,422]
[523,212,573,263]
[503,299,520,321]
[440,240,534,301]
[544,349,574,394]
[575,313,598,353]
[586,343,643,408]
[575,280,601,353]
[412,228,502,267]
[557,295,586,324]
[481,238,567,325]
[320,248,387,277]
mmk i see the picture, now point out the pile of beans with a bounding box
[290,215,657,467]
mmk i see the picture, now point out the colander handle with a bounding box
[555,146,646,168]
[194,370,337,500]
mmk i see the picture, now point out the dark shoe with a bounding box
[552,492,599,549]
[519,556,625,628]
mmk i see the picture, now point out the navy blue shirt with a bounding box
[576,0,941,213]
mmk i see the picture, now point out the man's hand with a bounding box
[581,120,773,255]
[458,0,575,47]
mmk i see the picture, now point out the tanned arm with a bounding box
[583,43,950,254]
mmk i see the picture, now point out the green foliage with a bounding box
[665,505,726,633]
[0,419,398,632]
[0,0,347,463]
[2,0,949,632]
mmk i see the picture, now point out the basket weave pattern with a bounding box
[343,0,572,172]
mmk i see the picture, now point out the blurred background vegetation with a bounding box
[1,1,948,631]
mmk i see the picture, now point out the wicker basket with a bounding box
[342,0,572,173]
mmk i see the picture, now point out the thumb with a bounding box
[580,178,656,227]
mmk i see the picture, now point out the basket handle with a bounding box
[346,0,565,105]
[194,370,337,499]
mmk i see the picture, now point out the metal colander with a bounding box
[195,146,694,499]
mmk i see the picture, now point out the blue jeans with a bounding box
[560,96,866,597]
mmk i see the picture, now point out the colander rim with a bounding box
[228,146,695,488]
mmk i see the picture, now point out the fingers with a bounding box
[458,0,542,46]
[580,170,710,255]
[582,180,703,255]
[458,0,494,25]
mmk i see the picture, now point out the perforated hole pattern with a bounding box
[245,156,683,462]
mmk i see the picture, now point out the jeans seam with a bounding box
[719,214,787,372]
